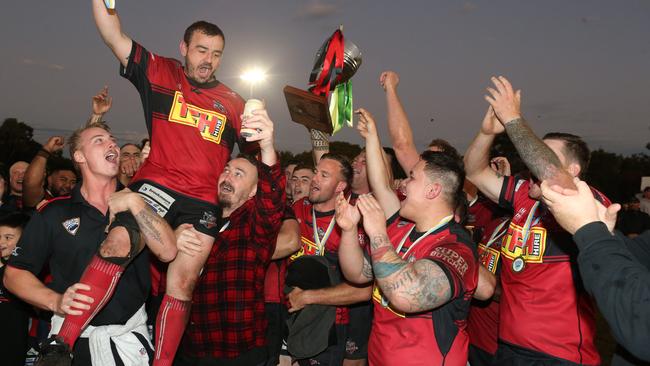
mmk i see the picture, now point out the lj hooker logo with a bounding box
[501,222,547,263]
[168,91,227,144]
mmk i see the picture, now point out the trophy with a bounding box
[284,27,362,134]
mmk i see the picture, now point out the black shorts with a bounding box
[495,341,582,366]
[344,302,372,360]
[129,180,223,237]
[469,344,496,366]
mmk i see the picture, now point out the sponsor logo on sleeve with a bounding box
[429,246,468,277]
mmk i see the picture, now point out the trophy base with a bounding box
[283,85,333,134]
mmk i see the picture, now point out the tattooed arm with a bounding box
[108,189,177,262]
[485,76,576,190]
[370,233,452,313]
[503,118,575,189]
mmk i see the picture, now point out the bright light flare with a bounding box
[240,68,267,83]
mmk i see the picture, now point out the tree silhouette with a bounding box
[0,118,42,173]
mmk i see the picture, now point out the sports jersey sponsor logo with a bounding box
[513,207,527,221]
[501,222,547,262]
[62,217,80,236]
[199,211,218,229]
[345,340,359,355]
[168,91,228,144]
[137,183,175,217]
[478,244,500,274]
[290,236,320,261]
[372,284,406,318]
[429,247,468,277]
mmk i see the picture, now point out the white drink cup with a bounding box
[241,99,264,138]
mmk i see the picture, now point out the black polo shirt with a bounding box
[8,184,150,326]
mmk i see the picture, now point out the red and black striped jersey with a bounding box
[120,41,249,204]
[369,214,478,366]
[497,176,609,365]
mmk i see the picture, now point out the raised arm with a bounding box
[92,0,133,67]
[335,192,373,284]
[356,108,400,218]
[486,76,576,190]
[88,86,113,124]
[463,106,506,203]
[23,136,65,208]
[309,129,330,165]
[380,71,420,172]
[358,194,451,313]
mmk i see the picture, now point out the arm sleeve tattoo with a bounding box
[370,234,451,312]
[504,117,566,182]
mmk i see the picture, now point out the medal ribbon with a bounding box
[518,201,542,260]
[395,215,454,259]
[312,208,337,256]
[483,219,510,250]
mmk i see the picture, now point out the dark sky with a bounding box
[1,0,649,155]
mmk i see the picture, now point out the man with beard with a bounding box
[174,109,289,365]
[22,136,77,210]
[464,76,608,365]
[41,2,256,364]
[287,153,372,366]
[4,122,176,365]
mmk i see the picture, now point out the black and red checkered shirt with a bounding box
[183,162,286,359]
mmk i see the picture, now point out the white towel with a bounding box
[50,305,151,366]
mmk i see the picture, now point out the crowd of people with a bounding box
[0,2,649,366]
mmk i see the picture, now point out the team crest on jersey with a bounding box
[62,217,81,236]
[213,100,226,113]
[501,222,547,263]
[200,211,218,229]
[168,91,227,144]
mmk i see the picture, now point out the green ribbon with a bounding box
[329,80,353,135]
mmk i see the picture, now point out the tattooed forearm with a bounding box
[375,259,452,313]
[503,118,565,182]
[361,257,374,280]
[374,261,407,278]
[370,234,392,251]
[135,207,163,245]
